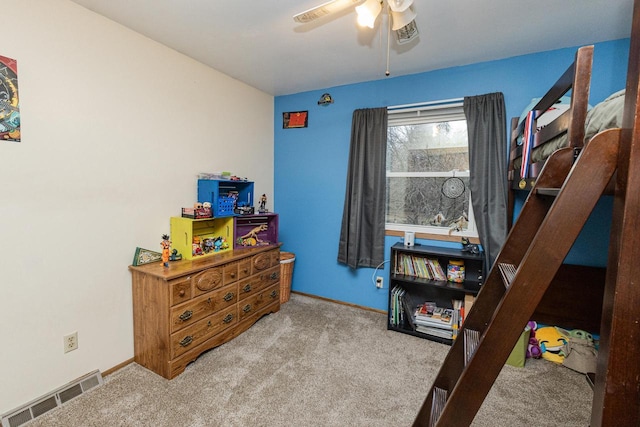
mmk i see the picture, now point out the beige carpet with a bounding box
[28,294,593,426]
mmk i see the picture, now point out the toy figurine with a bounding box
[169,249,182,261]
[461,237,480,254]
[161,234,171,267]
[238,224,268,246]
[259,194,267,213]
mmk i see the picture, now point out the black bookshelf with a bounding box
[388,243,485,345]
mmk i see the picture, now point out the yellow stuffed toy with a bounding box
[536,326,569,364]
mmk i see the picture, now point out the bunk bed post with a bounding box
[591,0,640,425]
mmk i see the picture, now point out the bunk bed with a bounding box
[507,45,593,208]
[505,45,613,335]
[413,0,640,422]
[507,45,625,225]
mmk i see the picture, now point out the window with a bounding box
[386,100,478,238]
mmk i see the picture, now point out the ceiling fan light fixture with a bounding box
[394,19,419,44]
[390,6,416,31]
[388,0,414,13]
[355,0,382,28]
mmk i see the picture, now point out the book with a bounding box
[428,259,447,280]
[415,308,455,330]
[417,301,437,316]
[415,325,454,340]
[452,299,463,323]
[400,292,416,331]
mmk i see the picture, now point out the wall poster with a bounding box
[283,111,308,129]
[0,55,20,142]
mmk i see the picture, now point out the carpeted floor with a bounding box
[27,293,593,426]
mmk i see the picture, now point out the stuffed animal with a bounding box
[526,321,542,359]
[536,326,569,364]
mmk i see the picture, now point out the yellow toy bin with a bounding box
[170,216,234,260]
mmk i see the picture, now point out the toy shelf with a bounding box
[170,216,234,260]
[197,179,254,217]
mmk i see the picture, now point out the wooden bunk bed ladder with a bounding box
[413,127,619,427]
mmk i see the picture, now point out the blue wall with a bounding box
[274,39,629,311]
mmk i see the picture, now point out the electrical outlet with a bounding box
[64,332,78,353]
[375,276,384,288]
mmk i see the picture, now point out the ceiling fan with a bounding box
[293,0,419,45]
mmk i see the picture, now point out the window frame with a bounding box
[385,100,478,240]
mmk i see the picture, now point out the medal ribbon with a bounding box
[520,110,536,179]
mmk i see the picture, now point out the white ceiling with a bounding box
[68,0,633,96]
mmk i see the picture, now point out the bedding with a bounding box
[583,89,625,143]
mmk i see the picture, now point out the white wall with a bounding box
[0,0,274,413]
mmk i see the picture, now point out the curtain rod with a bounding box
[388,97,464,110]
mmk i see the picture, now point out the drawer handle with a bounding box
[207,297,212,305]
[207,320,212,327]
[179,336,193,347]
[223,292,234,302]
[223,313,234,323]
[230,272,236,278]
[270,290,277,299]
[178,310,193,322]
[179,289,186,297]
[243,304,252,313]
[270,272,278,280]
[243,284,252,293]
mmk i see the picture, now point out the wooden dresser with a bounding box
[129,245,281,379]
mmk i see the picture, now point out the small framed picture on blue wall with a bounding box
[283,111,308,128]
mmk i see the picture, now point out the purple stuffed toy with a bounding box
[526,321,542,359]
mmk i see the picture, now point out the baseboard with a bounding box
[102,357,134,377]
[290,290,387,315]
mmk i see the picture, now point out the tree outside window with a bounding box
[386,117,477,237]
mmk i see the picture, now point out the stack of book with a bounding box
[414,303,457,340]
[389,286,406,327]
[395,253,447,280]
[390,286,417,330]
[390,287,474,342]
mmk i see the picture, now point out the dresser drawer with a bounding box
[238,284,280,322]
[171,284,237,333]
[171,306,237,359]
[238,266,279,300]
[251,251,273,273]
[223,261,239,285]
[270,250,280,266]
[192,267,223,295]
[238,258,251,280]
[169,275,193,307]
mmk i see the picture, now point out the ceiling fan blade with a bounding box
[293,0,366,24]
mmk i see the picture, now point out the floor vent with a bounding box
[1,370,103,427]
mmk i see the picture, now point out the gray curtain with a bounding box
[337,107,388,269]
[463,92,508,269]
